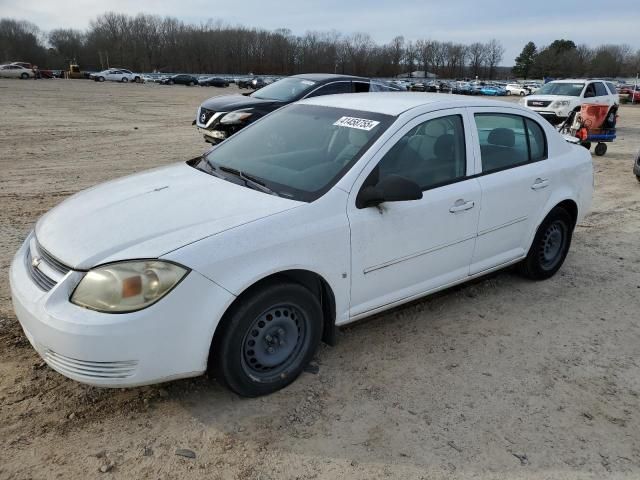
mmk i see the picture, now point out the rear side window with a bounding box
[475,113,547,173]
[606,82,618,95]
[353,81,370,93]
[594,82,608,97]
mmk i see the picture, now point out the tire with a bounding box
[134,76,141,83]
[168,80,174,85]
[121,77,128,83]
[20,72,29,79]
[519,207,573,280]
[189,81,195,86]
[636,175,640,183]
[506,90,512,95]
[519,91,525,96]
[594,143,607,156]
[98,76,105,82]
[213,281,323,397]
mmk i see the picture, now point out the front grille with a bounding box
[36,241,70,275]
[199,107,216,125]
[41,348,138,380]
[528,100,551,108]
[24,239,71,291]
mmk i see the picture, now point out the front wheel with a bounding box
[20,72,29,79]
[519,207,573,280]
[519,91,525,96]
[98,76,105,82]
[213,281,322,397]
[121,77,129,83]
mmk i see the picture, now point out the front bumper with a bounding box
[533,111,567,125]
[9,237,235,387]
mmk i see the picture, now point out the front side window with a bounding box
[202,104,393,201]
[584,83,597,98]
[606,82,618,95]
[372,115,466,190]
[475,113,547,172]
[307,82,352,97]
[594,82,608,97]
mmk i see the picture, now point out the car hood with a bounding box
[200,94,282,112]
[35,162,301,270]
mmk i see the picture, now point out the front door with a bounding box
[347,109,481,318]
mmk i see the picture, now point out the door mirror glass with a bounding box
[356,174,422,209]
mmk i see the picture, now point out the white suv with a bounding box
[521,79,619,125]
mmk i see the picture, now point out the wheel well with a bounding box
[555,199,578,227]
[209,270,337,366]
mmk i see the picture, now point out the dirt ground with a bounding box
[1,78,639,480]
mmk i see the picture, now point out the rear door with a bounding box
[467,108,552,274]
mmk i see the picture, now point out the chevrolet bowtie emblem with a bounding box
[31,256,42,268]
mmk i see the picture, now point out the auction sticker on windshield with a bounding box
[333,116,380,131]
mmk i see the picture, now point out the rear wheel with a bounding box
[519,91,525,96]
[168,80,174,85]
[519,207,573,280]
[98,76,105,82]
[213,281,322,397]
[189,81,195,86]
[121,77,129,83]
[20,72,29,79]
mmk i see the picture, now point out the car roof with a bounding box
[299,92,517,116]
[292,73,368,82]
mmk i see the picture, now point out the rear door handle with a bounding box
[449,199,475,213]
[531,178,549,190]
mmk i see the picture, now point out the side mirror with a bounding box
[356,174,423,209]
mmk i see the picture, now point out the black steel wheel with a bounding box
[519,207,573,280]
[594,143,607,156]
[213,280,322,397]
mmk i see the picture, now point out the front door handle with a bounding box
[531,178,549,190]
[449,199,475,213]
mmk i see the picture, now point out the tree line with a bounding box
[1,13,638,79]
[513,40,639,79]
[1,14,506,78]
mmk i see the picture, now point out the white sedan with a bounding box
[0,64,34,79]
[91,68,141,83]
[506,83,529,96]
[10,93,593,397]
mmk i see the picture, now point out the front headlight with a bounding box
[220,111,252,124]
[553,100,571,108]
[71,260,188,313]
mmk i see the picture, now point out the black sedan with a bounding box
[160,74,199,86]
[194,73,399,144]
[199,76,229,87]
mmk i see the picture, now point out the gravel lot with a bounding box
[1,79,639,480]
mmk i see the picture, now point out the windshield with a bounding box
[251,77,318,101]
[537,82,584,96]
[202,104,393,202]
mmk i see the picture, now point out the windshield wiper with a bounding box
[218,166,280,197]
[197,157,226,179]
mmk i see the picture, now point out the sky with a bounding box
[0,0,636,65]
